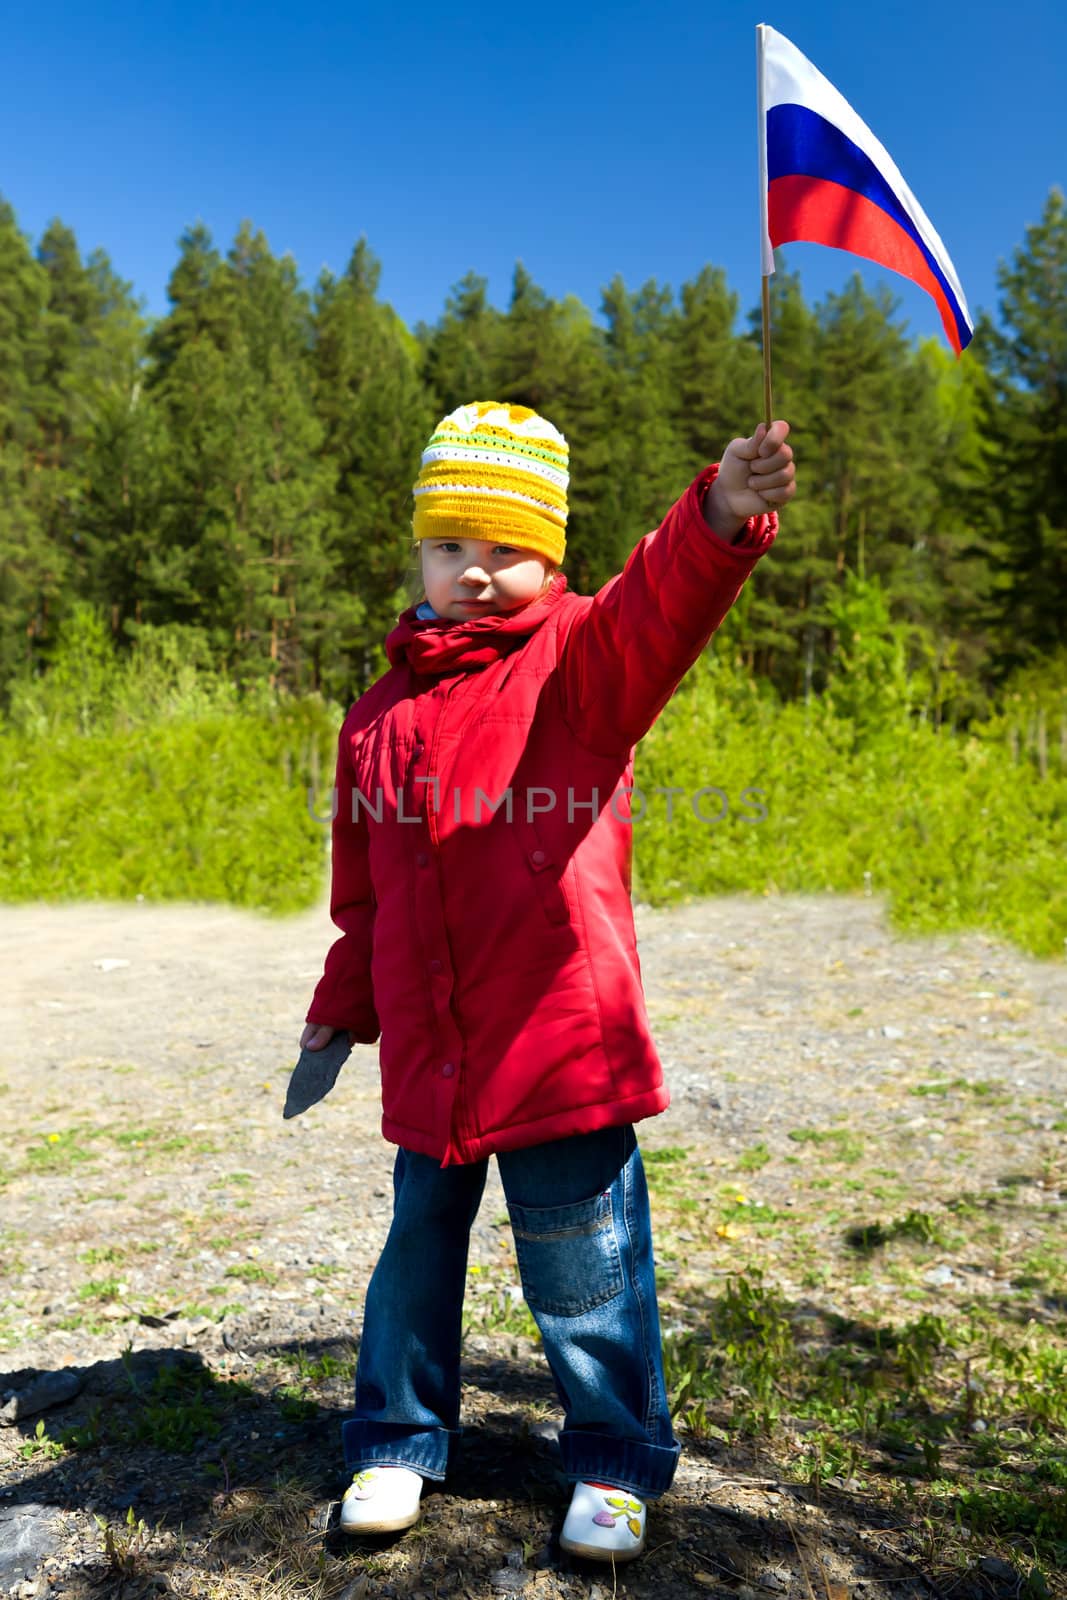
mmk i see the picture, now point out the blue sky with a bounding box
[5,0,1065,349]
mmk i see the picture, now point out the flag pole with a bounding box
[756,23,774,426]
[761,277,773,430]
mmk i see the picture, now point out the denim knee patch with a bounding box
[508,1188,625,1316]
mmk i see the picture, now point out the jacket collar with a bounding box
[386,572,570,675]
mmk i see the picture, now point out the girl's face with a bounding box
[420,538,552,623]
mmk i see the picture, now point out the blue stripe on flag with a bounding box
[767,103,971,349]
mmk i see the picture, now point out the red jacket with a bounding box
[307,463,777,1165]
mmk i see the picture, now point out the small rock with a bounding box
[489,1570,527,1594]
[0,1370,84,1426]
[0,1505,62,1588]
[922,1265,955,1288]
[92,957,130,972]
[978,1557,1018,1581]
[755,1570,790,1593]
[337,1578,369,1600]
[881,1024,904,1039]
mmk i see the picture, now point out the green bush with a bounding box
[0,603,340,913]
[633,630,1066,960]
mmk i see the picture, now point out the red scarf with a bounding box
[385,572,570,675]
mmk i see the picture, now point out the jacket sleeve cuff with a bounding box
[696,462,778,555]
[305,998,380,1043]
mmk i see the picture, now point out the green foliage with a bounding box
[634,641,1067,960]
[1,183,1063,714]
[664,1275,1067,1568]
[17,1419,65,1461]
[94,1505,151,1579]
[0,605,338,909]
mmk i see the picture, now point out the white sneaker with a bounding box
[559,1479,647,1562]
[339,1465,424,1535]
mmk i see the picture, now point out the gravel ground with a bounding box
[1,887,1064,1599]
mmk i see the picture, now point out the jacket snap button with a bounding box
[429,958,443,973]
[413,744,425,758]
[416,852,429,867]
[441,1061,456,1077]
[530,849,546,866]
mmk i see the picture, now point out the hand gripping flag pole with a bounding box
[757,23,973,371]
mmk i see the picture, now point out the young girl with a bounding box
[300,400,795,1562]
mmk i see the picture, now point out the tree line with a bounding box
[1,186,1064,717]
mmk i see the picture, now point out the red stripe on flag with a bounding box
[768,173,963,356]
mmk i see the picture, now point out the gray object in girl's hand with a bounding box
[283,1032,352,1119]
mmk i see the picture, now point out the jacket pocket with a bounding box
[507,1189,624,1316]
[511,790,571,926]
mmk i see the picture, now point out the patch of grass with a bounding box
[910,1076,1013,1104]
[276,1346,356,1385]
[186,1298,247,1320]
[846,1207,963,1255]
[110,1126,162,1148]
[18,1420,65,1461]
[127,1364,254,1453]
[663,1270,1067,1575]
[26,1129,97,1174]
[55,1312,111,1335]
[77,1276,125,1302]
[94,1504,152,1582]
[787,1127,865,1164]
[272,1383,319,1422]
[69,1354,260,1456]
[463,1279,540,1342]
[79,1245,126,1266]
[736,1141,772,1172]
[208,1472,319,1549]
[224,1263,278,1285]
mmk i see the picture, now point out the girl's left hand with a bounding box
[707,420,796,528]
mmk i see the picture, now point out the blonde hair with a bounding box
[404,540,559,612]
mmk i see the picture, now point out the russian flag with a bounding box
[758,24,973,355]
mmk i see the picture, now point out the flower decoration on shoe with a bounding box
[591,1491,644,1538]
[560,1480,647,1561]
[339,1465,423,1536]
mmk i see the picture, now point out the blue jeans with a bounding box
[342,1123,681,1500]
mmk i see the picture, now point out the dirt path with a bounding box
[1,889,1064,1599]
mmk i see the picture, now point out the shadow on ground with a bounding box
[1,1331,1040,1600]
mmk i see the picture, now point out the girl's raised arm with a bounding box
[555,462,777,754]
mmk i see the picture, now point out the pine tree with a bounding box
[975,186,1067,673]
[35,221,148,625]
[673,264,761,471]
[141,221,337,692]
[416,270,503,415]
[0,197,55,700]
[600,273,690,556]
[311,236,434,695]
[491,264,616,593]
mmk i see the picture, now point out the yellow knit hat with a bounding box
[412,400,569,566]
